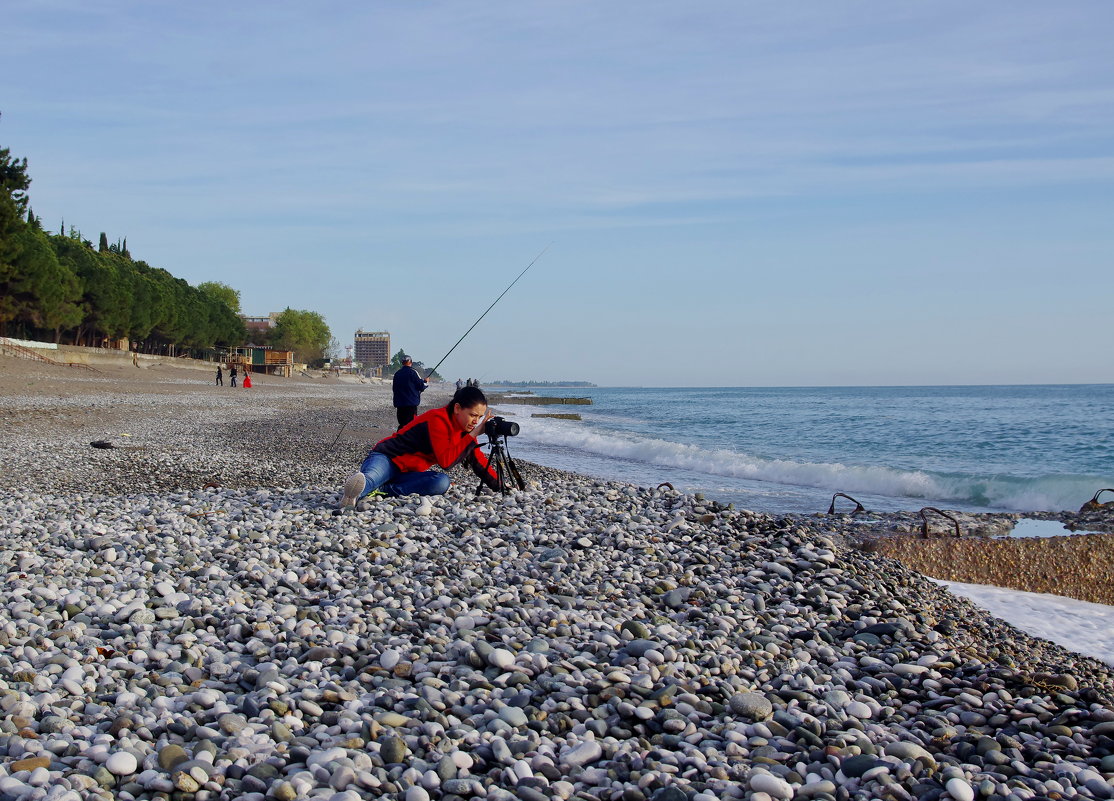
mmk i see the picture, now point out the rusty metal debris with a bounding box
[920,507,961,538]
[656,483,674,491]
[827,492,866,515]
[1079,489,1114,514]
[90,440,115,449]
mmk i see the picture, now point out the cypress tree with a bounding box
[98,232,109,252]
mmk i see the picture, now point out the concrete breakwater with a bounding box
[865,530,1114,606]
[489,395,592,406]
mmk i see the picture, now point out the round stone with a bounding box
[489,648,516,670]
[728,692,773,721]
[106,752,138,776]
[157,745,189,771]
[845,701,873,719]
[750,771,793,800]
[621,621,651,639]
[498,706,529,728]
[841,755,885,778]
[380,735,409,764]
[945,778,975,801]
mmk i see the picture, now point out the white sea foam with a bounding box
[940,581,1114,666]
[517,419,1097,511]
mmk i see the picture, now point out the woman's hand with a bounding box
[470,411,494,439]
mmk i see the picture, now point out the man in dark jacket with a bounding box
[392,355,428,429]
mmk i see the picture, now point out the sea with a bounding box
[491,384,1114,516]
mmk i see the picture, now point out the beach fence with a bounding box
[0,337,98,371]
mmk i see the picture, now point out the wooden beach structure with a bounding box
[228,346,295,378]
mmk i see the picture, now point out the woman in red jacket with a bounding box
[339,386,502,509]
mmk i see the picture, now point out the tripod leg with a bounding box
[507,453,526,490]
[496,451,507,494]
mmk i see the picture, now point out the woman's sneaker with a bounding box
[339,472,366,510]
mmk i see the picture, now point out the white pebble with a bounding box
[106,751,138,776]
[946,778,974,801]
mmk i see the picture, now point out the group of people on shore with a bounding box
[339,355,502,510]
[214,364,251,388]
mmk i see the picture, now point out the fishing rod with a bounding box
[425,245,550,380]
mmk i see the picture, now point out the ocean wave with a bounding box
[518,421,1105,512]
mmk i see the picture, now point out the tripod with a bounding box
[479,435,526,494]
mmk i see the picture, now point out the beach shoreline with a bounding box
[2,354,1114,800]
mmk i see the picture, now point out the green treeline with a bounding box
[0,138,245,352]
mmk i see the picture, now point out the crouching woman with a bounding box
[340,386,501,508]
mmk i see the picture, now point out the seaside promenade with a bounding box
[1,355,1113,801]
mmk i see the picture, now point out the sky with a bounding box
[3,1,1113,386]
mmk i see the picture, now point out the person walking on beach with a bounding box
[392,355,428,430]
[216,365,223,386]
[230,365,238,387]
[339,386,501,509]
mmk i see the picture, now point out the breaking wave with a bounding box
[517,420,1103,512]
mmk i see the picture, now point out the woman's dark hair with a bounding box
[447,385,487,411]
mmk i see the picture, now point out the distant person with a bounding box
[216,365,223,386]
[455,378,464,391]
[243,371,252,389]
[392,355,428,430]
[230,365,238,387]
[339,386,500,509]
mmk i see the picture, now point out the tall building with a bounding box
[241,312,280,341]
[354,330,390,369]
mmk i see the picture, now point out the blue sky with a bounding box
[4,1,1112,386]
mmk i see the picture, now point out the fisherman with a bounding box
[392,354,428,430]
[339,386,501,509]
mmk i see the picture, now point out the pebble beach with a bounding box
[2,358,1114,801]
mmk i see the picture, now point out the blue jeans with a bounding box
[357,452,451,497]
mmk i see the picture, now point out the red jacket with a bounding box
[373,406,501,490]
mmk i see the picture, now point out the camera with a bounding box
[484,415,520,438]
